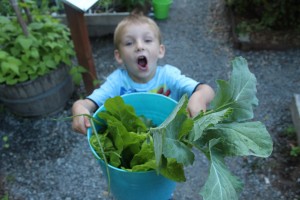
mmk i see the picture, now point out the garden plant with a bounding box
[0,0,83,85]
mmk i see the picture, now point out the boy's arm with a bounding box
[72,99,97,134]
[187,84,215,118]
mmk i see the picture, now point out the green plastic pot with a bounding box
[152,0,173,20]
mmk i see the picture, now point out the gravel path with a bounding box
[1,0,300,199]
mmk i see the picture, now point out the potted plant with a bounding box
[52,0,152,37]
[0,0,83,117]
[86,57,273,200]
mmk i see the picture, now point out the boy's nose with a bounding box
[135,40,144,51]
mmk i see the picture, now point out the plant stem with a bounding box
[90,119,111,193]
[20,0,33,23]
[9,0,29,37]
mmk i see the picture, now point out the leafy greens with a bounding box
[90,94,186,181]
[151,56,273,200]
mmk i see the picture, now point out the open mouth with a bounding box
[137,56,148,69]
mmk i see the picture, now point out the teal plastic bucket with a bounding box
[87,93,177,200]
[152,0,172,20]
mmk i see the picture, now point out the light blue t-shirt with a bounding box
[87,64,200,107]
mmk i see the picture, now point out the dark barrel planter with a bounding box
[0,65,74,117]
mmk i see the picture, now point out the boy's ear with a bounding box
[114,49,123,64]
[158,44,165,59]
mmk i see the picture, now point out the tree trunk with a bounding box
[9,0,29,37]
[20,0,33,23]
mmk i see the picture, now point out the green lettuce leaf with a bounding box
[130,139,155,168]
[103,96,148,132]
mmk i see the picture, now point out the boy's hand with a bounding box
[71,99,96,134]
[187,84,215,118]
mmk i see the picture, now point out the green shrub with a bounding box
[0,15,75,85]
[0,0,14,16]
[225,0,300,32]
[0,0,84,85]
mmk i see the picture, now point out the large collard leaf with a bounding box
[152,127,164,168]
[211,57,258,122]
[203,122,273,157]
[162,137,194,166]
[192,57,272,199]
[154,94,191,139]
[200,139,243,200]
[151,95,194,168]
[189,108,232,142]
[104,96,148,132]
[152,95,188,166]
[159,158,186,182]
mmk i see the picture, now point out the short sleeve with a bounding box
[163,65,199,100]
[86,69,122,107]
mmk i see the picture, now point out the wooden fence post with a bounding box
[63,3,98,95]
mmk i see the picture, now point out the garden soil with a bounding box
[1,0,300,199]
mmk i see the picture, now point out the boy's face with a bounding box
[114,23,165,83]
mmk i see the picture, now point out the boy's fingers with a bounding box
[84,116,91,127]
[188,109,196,118]
[72,116,88,134]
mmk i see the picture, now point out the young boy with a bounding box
[72,13,215,134]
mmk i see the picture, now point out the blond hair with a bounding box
[113,14,162,49]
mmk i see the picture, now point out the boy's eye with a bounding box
[125,41,133,46]
[124,40,133,46]
[145,39,152,43]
